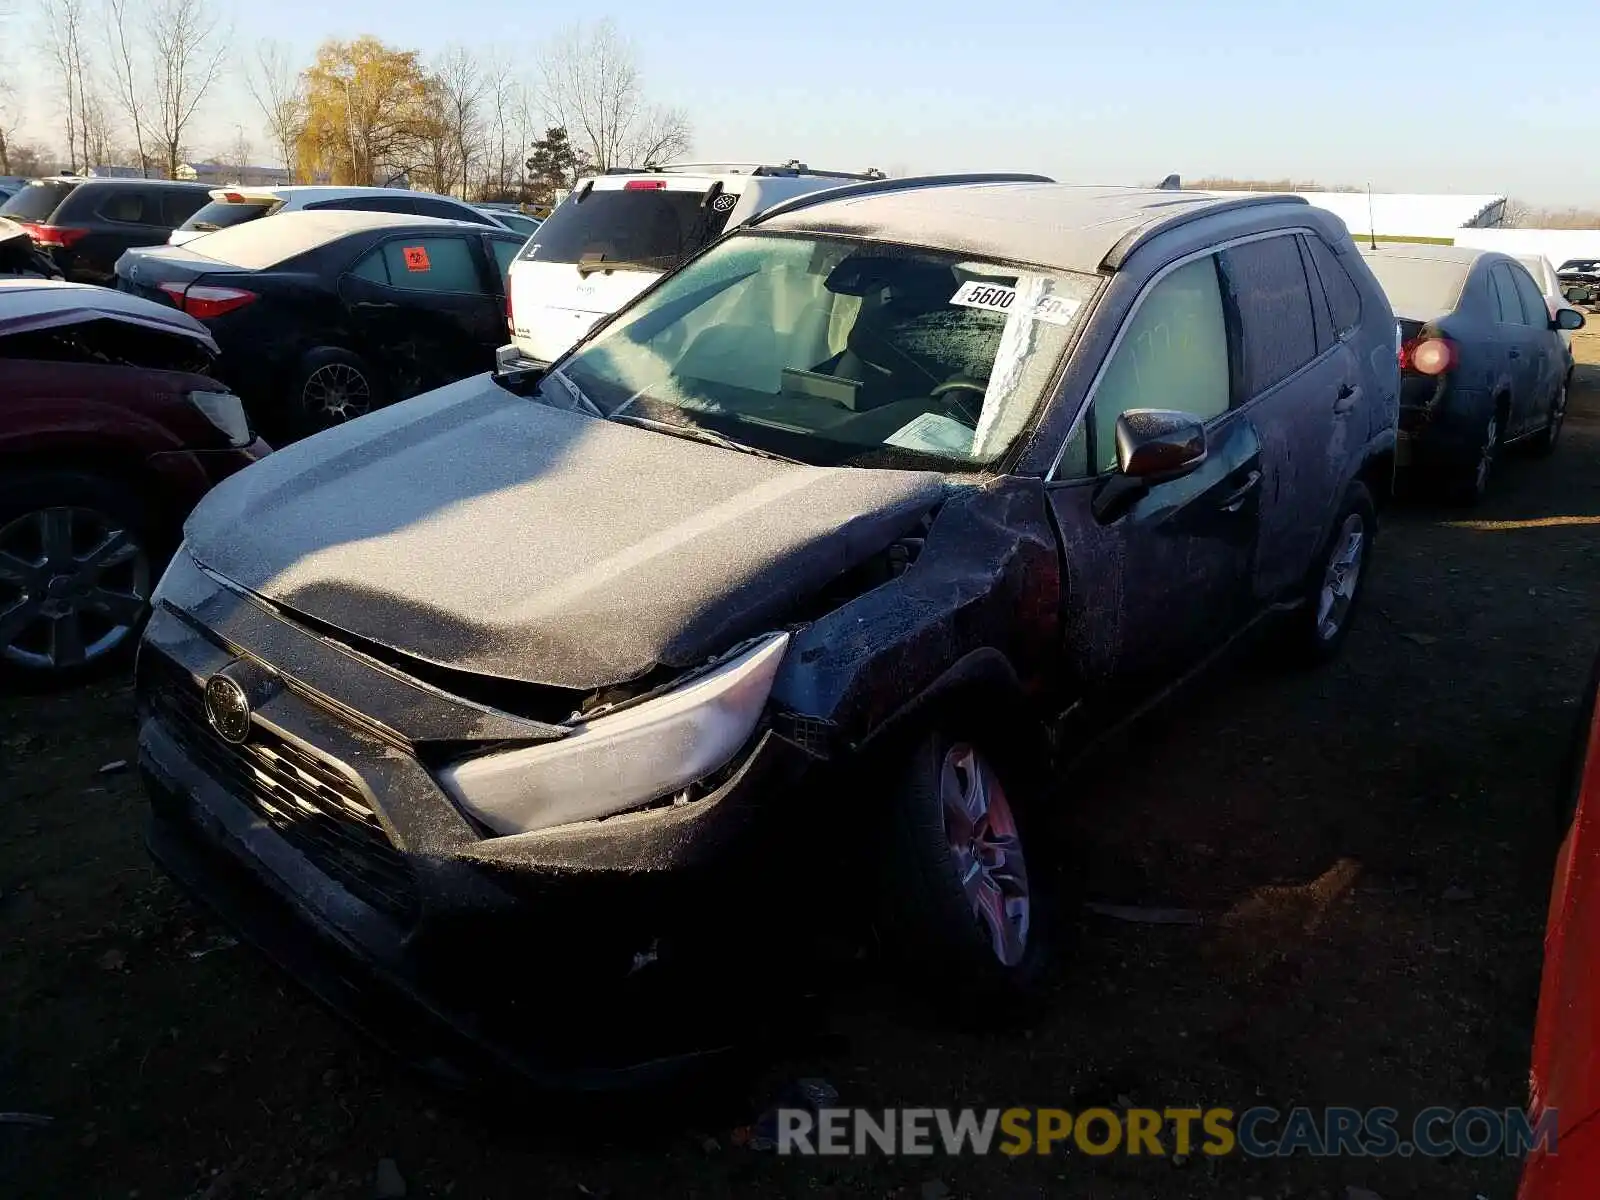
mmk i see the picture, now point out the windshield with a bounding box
[180,198,281,233]
[1359,251,1471,319]
[518,186,735,270]
[0,181,78,222]
[543,232,1098,471]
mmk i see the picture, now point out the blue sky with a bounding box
[10,0,1600,206]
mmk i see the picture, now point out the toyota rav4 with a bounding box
[138,176,1399,1086]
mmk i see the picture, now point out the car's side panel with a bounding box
[769,481,1062,744]
[1046,413,1261,709]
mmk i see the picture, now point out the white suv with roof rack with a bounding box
[168,186,509,246]
[498,162,885,368]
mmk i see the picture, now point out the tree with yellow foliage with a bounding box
[297,36,429,185]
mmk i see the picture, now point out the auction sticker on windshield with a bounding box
[951,281,1017,313]
[951,281,1083,326]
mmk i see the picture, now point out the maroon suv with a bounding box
[0,279,269,683]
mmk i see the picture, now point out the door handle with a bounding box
[1218,469,1261,513]
[1333,383,1360,415]
[1509,349,1521,359]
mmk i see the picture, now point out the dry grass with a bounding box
[1180,177,1361,193]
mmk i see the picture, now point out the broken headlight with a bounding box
[437,632,789,836]
[188,389,251,447]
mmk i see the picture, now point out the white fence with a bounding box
[1451,227,1600,265]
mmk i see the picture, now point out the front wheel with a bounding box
[0,471,160,686]
[879,730,1049,1013]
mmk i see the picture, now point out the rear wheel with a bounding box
[880,730,1049,1013]
[0,472,159,686]
[291,347,379,438]
[1534,378,1569,457]
[1455,409,1502,504]
[1283,481,1375,665]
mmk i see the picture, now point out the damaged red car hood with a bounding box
[183,375,945,690]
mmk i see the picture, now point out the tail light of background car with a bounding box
[22,223,88,247]
[505,288,514,335]
[1399,335,1456,376]
[186,390,252,447]
[158,283,258,320]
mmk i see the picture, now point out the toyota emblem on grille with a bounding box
[204,674,252,744]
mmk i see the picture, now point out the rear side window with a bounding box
[487,237,521,282]
[379,237,481,293]
[412,196,490,224]
[98,190,153,224]
[0,180,78,221]
[1489,265,1525,325]
[307,195,414,215]
[1304,235,1362,335]
[1220,236,1318,397]
[521,187,735,269]
[1509,264,1551,326]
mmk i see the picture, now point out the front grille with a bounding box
[144,654,420,921]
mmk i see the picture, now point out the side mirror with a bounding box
[1091,409,1209,524]
[1562,285,1593,305]
[1116,409,1208,480]
[1556,307,1587,332]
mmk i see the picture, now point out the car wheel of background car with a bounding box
[1285,480,1375,666]
[879,729,1049,1015]
[0,471,157,686]
[293,347,379,436]
[1535,378,1569,458]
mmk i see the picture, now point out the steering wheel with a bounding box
[929,377,986,426]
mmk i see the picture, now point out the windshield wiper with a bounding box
[606,412,797,463]
[576,256,663,277]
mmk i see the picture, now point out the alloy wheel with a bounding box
[1549,386,1568,447]
[939,743,1031,967]
[1316,512,1365,642]
[303,362,373,424]
[0,507,151,672]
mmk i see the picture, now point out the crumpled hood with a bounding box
[185,375,946,690]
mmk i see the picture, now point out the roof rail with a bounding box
[608,161,883,181]
[746,172,1055,227]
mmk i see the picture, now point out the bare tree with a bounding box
[104,0,149,176]
[37,0,92,172]
[432,46,486,199]
[228,125,251,181]
[243,40,306,182]
[537,19,690,171]
[146,0,227,179]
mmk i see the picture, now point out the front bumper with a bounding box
[136,563,820,1088]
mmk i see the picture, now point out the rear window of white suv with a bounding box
[519,187,736,270]
[180,197,283,234]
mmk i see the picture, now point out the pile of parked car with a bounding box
[0,163,1590,1088]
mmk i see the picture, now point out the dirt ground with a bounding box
[5,336,1600,1200]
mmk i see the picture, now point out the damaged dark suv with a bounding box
[137,177,1399,1085]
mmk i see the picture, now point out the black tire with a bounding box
[1453,404,1504,505]
[0,470,164,688]
[878,728,1051,1017]
[1533,376,1569,458]
[1283,481,1376,666]
[290,346,381,439]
